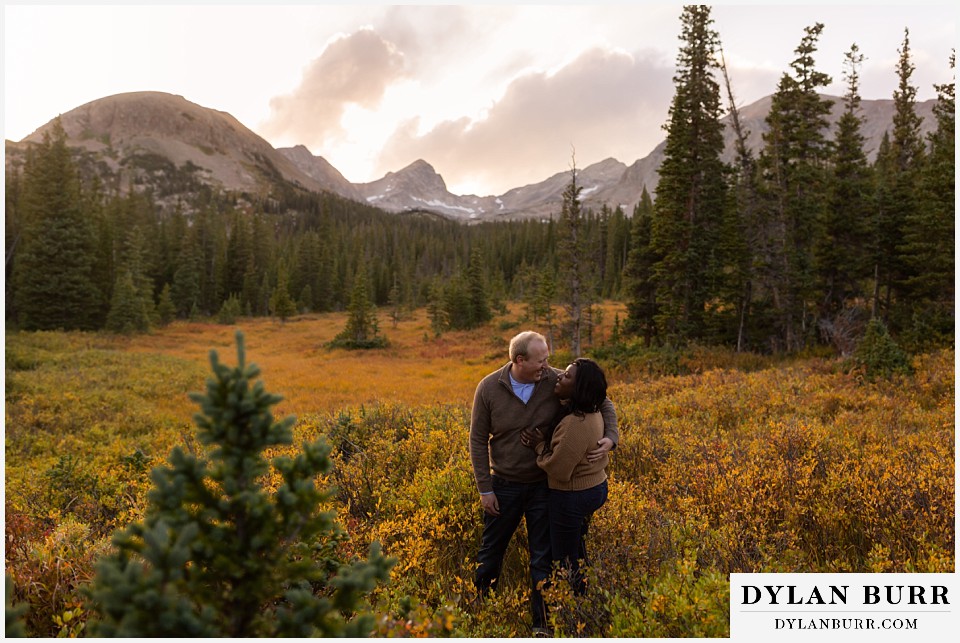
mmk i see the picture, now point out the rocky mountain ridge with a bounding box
[6,91,937,222]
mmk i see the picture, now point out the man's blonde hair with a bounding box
[509,331,547,362]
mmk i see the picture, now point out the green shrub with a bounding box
[854,318,912,379]
[217,294,242,325]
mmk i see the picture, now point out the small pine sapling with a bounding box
[85,331,393,636]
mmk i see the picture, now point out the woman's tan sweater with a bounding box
[535,411,609,491]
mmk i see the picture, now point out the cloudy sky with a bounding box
[3,3,955,196]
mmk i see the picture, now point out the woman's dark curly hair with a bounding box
[567,357,608,416]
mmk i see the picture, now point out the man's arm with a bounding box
[587,397,618,462]
[469,379,499,515]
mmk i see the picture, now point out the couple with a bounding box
[469,330,616,635]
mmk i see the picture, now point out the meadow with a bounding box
[4,305,955,637]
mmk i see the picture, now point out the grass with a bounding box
[4,301,953,637]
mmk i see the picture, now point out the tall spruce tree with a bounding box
[601,205,630,298]
[623,188,659,345]
[466,247,492,328]
[899,50,955,347]
[171,234,201,318]
[649,5,727,344]
[718,45,760,351]
[13,118,100,330]
[224,211,252,301]
[269,266,297,323]
[426,277,448,337]
[122,226,158,323]
[556,160,592,356]
[876,28,927,329]
[85,332,393,636]
[755,23,833,351]
[87,178,114,324]
[817,44,874,321]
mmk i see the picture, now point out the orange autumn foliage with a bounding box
[5,302,953,637]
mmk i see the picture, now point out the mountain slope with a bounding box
[12,91,329,199]
[7,91,938,222]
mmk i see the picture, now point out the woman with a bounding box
[521,357,610,594]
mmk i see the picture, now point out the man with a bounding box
[469,330,617,635]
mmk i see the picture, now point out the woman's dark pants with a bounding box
[548,479,608,594]
[475,476,551,630]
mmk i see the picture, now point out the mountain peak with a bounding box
[8,91,938,223]
[20,91,328,199]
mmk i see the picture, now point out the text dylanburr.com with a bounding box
[730,573,958,641]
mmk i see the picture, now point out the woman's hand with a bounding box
[520,427,545,449]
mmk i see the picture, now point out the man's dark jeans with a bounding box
[475,476,550,629]
[548,479,608,594]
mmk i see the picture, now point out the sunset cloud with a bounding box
[261,28,407,150]
[6,4,954,197]
[376,47,674,195]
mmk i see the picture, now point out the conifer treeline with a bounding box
[623,9,953,354]
[5,10,953,354]
[4,122,631,336]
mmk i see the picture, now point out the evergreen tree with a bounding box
[294,232,321,313]
[224,211,252,300]
[269,269,297,324]
[877,28,927,328]
[87,178,114,324]
[298,284,314,315]
[106,270,151,334]
[817,44,874,320]
[755,23,833,351]
[556,161,593,357]
[193,205,226,316]
[158,205,188,289]
[330,264,387,349]
[218,294,243,325]
[718,45,760,351]
[488,267,509,315]
[466,247,492,328]
[601,205,630,298]
[536,271,559,353]
[899,50,955,348]
[171,235,201,318]
[649,5,727,344]
[623,188,659,345]
[426,278,448,337]
[13,118,100,330]
[854,318,912,379]
[122,226,158,323]
[442,273,472,330]
[5,165,23,318]
[156,283,176,326]
[315,223,336,313]
[387,277,402,329]
[518,261,542,323]
[85,332,393,636]
[242,253,263,316]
